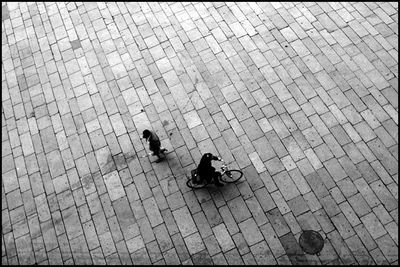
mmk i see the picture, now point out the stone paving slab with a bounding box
[1,1,398,265]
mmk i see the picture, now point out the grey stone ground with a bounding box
[1,2,398,265]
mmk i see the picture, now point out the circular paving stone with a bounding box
[299,230,324,255]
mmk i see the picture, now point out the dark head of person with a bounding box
[199,153,219,166]
[142,129,151,139]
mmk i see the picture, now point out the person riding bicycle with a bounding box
[196,153,224,187]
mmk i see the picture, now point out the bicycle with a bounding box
[186,158,243,189]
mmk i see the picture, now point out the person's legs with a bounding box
[150,140,164,162]
[154,149,163,162]
[213,171,224,187]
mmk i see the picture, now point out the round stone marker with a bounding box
[299,230,324,255]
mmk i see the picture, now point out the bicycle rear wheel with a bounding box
[186,178,208,189]
[220,170,243,183]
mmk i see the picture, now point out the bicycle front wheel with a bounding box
[221,170,243,183]
[186,178,208,189]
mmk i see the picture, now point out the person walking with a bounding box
[142,129,167,163]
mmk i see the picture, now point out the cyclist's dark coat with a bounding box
[197,153,220,182]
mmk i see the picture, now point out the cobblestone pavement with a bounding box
[2,2,398,265]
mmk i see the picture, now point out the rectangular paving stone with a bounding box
[249,240,277,265]
[82,220,100,250]
[287,194,310,217]
[227,196,252,224]
[272,170,300,201]
[131,248,151,265]
[15,234,35,265]
[354,121,377,142]
[338,156,362,181]
[218,204,240,235]
[354,223,378,251]
[357,160,380,184]
[249,151,267,173]
[339,201,361,227]
[126,235,145,254]
[201,199,223,228]
[291,109,312,130]
[319,239,341,265]
[254,187,276,213]
[112,197,138,240]
[331,212,356,240]
[320,194,341,217]
[367,138,398,175]
[212,223,235,252]
[231,232,251,257]
[146,240,163,264]
[291,130,311,151]
[19,132,35,156]
[13,217,30,239]
[370,180,397,212]
[170,232,190,263]
[329,186,344,205]
[154,223,174,253]
[172,206,197,238]
[327,230,356,265]
[259,223,286,258]
[48,247,63,265]
[370,247,390,265]
[374,126,396,148]
[384,221,398,247]
[324,157,348,182]
[373,204,393,226]
[348,193,372,217]
[224,248,244,265]
[162,248,181,265]
[282,135,305,162]
[356,141,377,163]
[184,232,206,255]
[230,99,252,121]
[131,173,152,200]
[296,208,322,232]
[137,217,156,244]
[304,171,329,198]
[252,136,276,162]
[4,231,17,259]
[61,205,83,241]
[376,234,397,263]
[279,232,308,265]
[143,196,164,227]
[106,215,123,243]
[241,116,265,141]
[41,218,59,251]
[266,208,291,237]
[265,156,285,176]
[245,196,269,226]
[192,211,213,239]
[336,177,358,198]
[46,150,66,179]
[345,234,374,265]
[313,208,335,233]
[6,188,23,211]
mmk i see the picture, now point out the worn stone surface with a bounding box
[2,2,398,265]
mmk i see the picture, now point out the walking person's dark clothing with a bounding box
[142,129,167,162]
[197,153,224,187]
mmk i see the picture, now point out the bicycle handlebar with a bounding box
[218,158,228,172]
